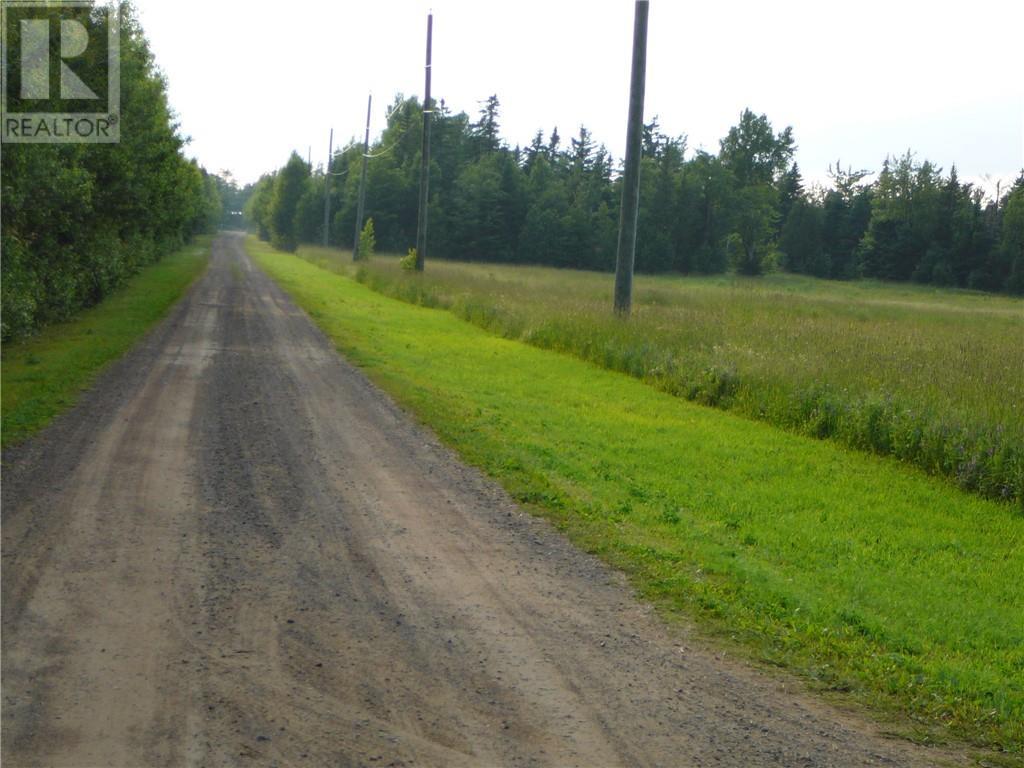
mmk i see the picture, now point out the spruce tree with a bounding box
[473,95,502,155]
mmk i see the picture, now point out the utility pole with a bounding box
[414,11,433,271]
[322,127,333,247]
[353,93,373,261]
[613,0,650,315]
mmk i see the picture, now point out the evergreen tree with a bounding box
[1000,176,1024,294]
[518,156,571,265]
[776,163,804,234]
[472,95,502,156]
[819,162,872,278]
[448,152,518,261]
[570,126,594,177]
[637,135,684,272]
[642,116,662,156]
[779,198,825,275]
[524,130,546,173]
[548,127,561,159]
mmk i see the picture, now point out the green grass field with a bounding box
[294,244,1024,506]
[250,237,1023,756]
[1,238,210,447]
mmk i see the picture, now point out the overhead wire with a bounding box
[323,102,424,170]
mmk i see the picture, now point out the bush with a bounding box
[0,5,219,341]
[355,218,376,261]
[400,248,418,271]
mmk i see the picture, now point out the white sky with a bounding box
[135,0,1023,196]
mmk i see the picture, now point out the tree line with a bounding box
[247,96,1023,295]
[1,3,223,341]
[211,171,254,231]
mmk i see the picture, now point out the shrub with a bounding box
[400,248,418,271]
[355,218,376,261]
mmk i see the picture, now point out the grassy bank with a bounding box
[1,237,210,447]
[293,244,1024,506]
[250,237,1023,756]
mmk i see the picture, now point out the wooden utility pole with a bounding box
[613,0,650,315]
[414,12,433,271]
[322,128,333,247]
[353,93,373,260]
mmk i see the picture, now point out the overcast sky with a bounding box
[134,0,1023,195]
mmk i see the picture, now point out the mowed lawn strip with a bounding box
[250,239,1023,754]
[1,238,210,447]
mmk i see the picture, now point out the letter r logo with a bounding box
[2,1,120,144]
[20,17,98,99]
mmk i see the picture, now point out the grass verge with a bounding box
[295,244,1024,506]
[1,237,210,447]
[249,237,1022,756]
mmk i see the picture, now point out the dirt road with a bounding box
[2,234,952,767]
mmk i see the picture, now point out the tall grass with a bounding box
[296,245,1024,507]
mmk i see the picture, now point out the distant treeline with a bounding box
[246,95,1024,295]
[1,3,222,341]
[213,172,254,231]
